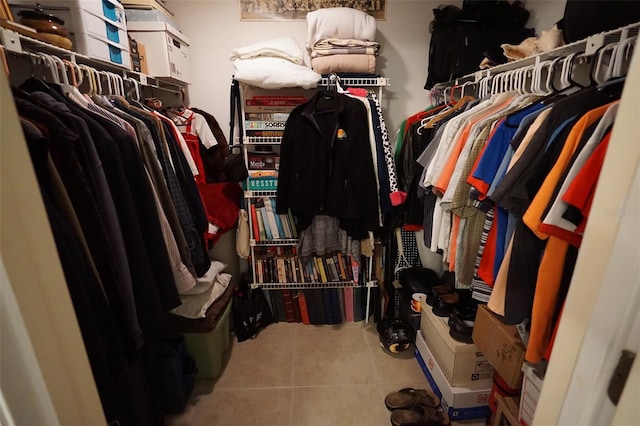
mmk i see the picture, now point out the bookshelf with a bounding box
[236,77,390,323]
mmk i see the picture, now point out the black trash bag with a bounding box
[232,282,275,342]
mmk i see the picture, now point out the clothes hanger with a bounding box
[591,43,618,85]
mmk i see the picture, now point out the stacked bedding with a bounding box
[230,36,321,89]
[306,7,380,75]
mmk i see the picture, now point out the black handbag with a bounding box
[232,282,274,342]
[225,79,249,182]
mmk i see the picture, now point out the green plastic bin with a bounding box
[184,301,232,379]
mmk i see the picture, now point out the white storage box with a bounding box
[125,8,175,25]
[127,21,190,84]
[518,362,544,426]
[79,34,131,68]
[9,0,130,68]
[416,331,492,421]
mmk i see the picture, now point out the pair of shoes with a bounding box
[432,292,459,317]
[388,404,451,426]
[385,388,439,411]
[426,284,454,307]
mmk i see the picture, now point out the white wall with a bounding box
[166,0,565,139]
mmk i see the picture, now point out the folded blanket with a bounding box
[233,57,321,89]
[311,54,376,75]
[311,39,380,58]
[230,36,304,64]
[312,38,380,51]
[306,7,376,50]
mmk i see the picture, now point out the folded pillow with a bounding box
[170,273,232,319]
[230,36,304,64]
[233,57,321,89]
[181,260,227,295]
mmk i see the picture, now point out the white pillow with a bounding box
[180,261,227,295]
[230,36,304,65]
[233,57,321,90]
[170,273,232,319]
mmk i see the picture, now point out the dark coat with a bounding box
[276,91,379,239]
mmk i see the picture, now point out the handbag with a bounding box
[225,78,249,182]
[232,281,274,342]
[236,208,250,258]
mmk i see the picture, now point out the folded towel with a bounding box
[311,54,376,75]
[311,38,380,57]
[306,7,376,50]
[230,36,304,64]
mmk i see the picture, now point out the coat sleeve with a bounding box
[276,111,297,214]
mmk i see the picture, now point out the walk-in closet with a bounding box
[1,1,639,425]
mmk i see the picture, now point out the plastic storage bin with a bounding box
[183,301,232,379]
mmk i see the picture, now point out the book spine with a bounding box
[321,289,333,324]
[256,206,266,241]
[268,290,280,322]
[276,257,286,283]
[258,206,272,240]
[246,99,304,106]
[269,257,277,283]
[250,204,260,241]
[344,287,354,322]
[256,259,264,283]
[336,252,347,280]
[337,288,346,323]
[274,290,287,322]
[281,288,296,322]
[263,198,280,239]
[279,214,292,238]
[330,289,342,324]
[245,120,287,130]
[298,291,310,324]
[287,209,298,238]
[245,113,290,121]
[314,290,326,325]
[245,130,284,138]
[298,258,309,283]
[315,257,328,283]
[291,290,302,323]
[244,105,297,113]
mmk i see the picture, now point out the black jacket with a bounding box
[276,91,379,239]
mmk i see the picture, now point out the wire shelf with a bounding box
[251,281,360,290]
[319,76,390,87]
[244,136,282,144]
[245,190,278,198]
[251,239,299,246]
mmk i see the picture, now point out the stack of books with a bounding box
[255,251,357,284]
[249,197,297,241]
[244,95,307,138]
[247,151,279,191]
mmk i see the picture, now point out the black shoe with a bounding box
[432,292,459,317]
[448,314,474,344]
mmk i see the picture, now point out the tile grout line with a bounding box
[362,323,389,410]
[288,323,298,426]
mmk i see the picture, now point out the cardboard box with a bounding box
[420,300,494,388]
[138,42,148,74]
[493,395,520,426]
[415,331,492,421]
[518,363,544,426]
[127,21,190,84]
[472,305,525,389]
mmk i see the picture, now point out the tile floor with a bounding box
[166,321,431,426]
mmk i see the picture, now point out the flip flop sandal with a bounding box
[389,404,437,426]
[385,388,440,411]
